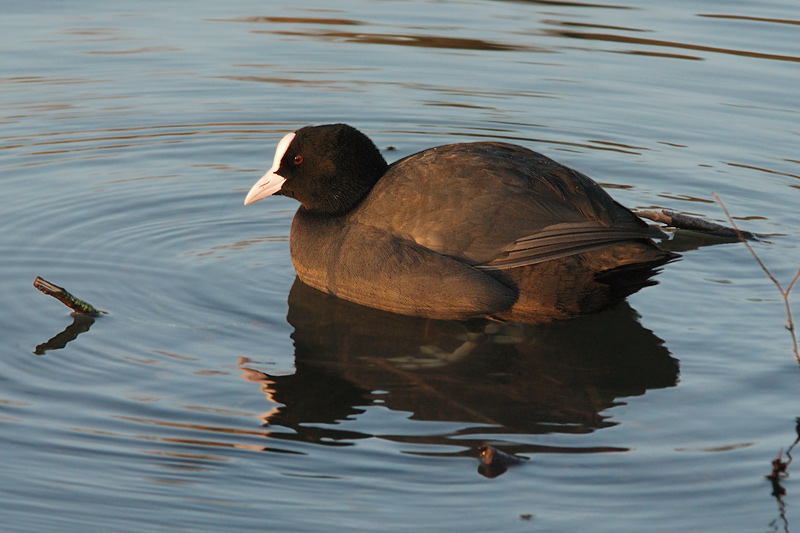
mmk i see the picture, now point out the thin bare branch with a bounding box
[787,270,800,296]
[712,193,799,365]
[637,209,758,239]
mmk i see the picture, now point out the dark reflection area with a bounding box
[34,313,95,355]
[660,229,744,253]
[491,1,631,9]
[228,13,535,52]
[262,28,533,52]
[544,28,800,63]
[243,278,679,467]
[767,418,800,533]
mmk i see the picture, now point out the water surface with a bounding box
[2,0,799,531]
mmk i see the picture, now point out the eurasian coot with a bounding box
[245,124,677,322]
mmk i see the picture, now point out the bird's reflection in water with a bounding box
[242,278,679,472]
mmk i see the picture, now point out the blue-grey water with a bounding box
[2,0,799,531]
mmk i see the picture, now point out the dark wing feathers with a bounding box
[476,221,655,270]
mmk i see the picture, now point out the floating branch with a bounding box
[637,209,759,240]
[477,444,528,477]
[33,276,105,316]
[478,444,526,468]
[768,449,790,493]
[712,194,799,365]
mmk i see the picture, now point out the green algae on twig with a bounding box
[33,276,105,316]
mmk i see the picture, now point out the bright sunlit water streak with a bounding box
[1,0,799,531]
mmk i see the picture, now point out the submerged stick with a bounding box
[712,194,799,365]
[33,276,104,316]
[476,444,527,478]
[637,209,758,240]
[478,445,526,468]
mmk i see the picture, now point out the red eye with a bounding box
[294,155,303,164]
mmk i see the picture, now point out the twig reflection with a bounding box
[34,314,95,355]
[767,418,800,533]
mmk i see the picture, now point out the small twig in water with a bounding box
[712,194,799,365]
[33,276,105,316]
[478,445,526,468]
[637,209,759,240]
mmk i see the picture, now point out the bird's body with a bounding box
[245,124,677,322]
